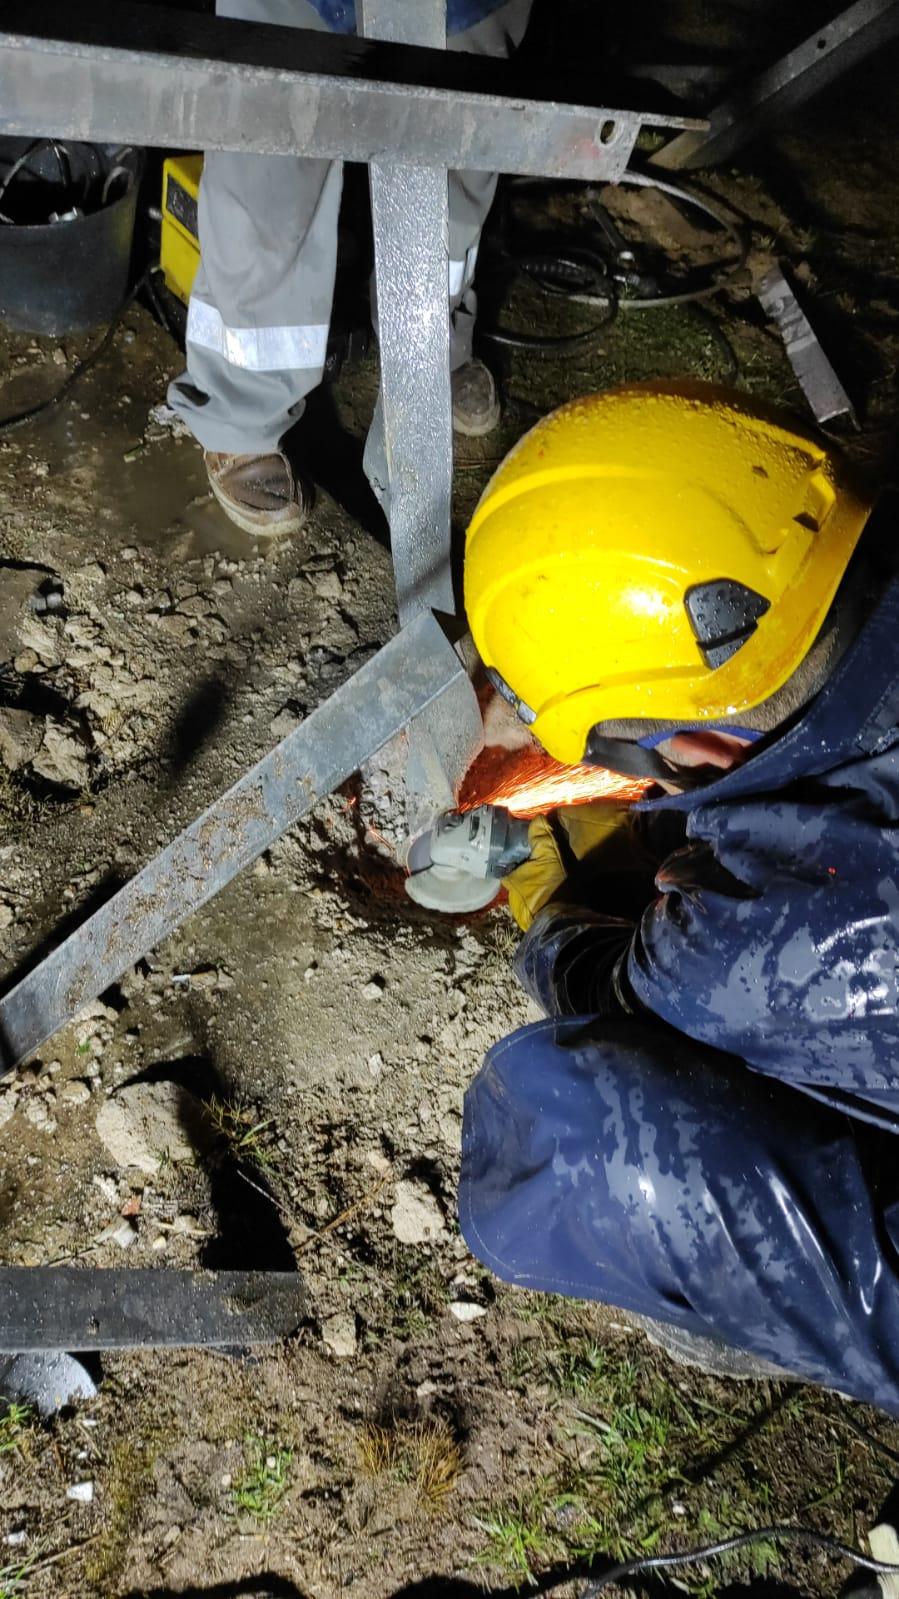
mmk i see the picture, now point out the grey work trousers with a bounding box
[168,0,532,456]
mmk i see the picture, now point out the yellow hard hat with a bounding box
[464,382,872,766]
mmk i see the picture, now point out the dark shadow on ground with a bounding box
[286,382,387,545]
[125,1055,296,1273]
[159,674,236,788]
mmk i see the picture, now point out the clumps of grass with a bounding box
[480,1333,786,1589]
[0,1403,33,1457]
[357,1418,463,1513]
[389,1258,450,1340]
[231,1436,293,1523]
[474,1491,564,1584]
[207,1097,279,1174]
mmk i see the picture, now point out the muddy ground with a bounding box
[3,14,899,1599]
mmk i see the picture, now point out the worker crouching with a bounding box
[460,381,899,1411]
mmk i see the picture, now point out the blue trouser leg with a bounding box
[459,1016,899,1413]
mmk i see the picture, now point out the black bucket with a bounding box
[0,140,142,335]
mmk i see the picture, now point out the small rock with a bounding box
[59,1080,91,1108]
[391,1179,445,1245]
[92,1174,120,1204]
[0,1093,16,1127]
[156,613,196,643]
[186,966,218,990]
[67,1481,94,1504]
[171,1213,202,1235]
[361,977,385,1003]
[321,1311,357,1359]
[24,1098,55,1132]
[96,1218,138,1250]
[269,707,301,740]
[95,1080,209,1173]
[4,1530,27,1548]
[0,706,43,771]
[32,725,89,790]
[309,568,343,601]
[0,1352,97,1418]
[367,1053,383,1078]
[147,402,191,439]
[448,1301,487,1323]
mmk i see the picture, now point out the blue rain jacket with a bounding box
[306,0,511,34]
[460,567,899,1410]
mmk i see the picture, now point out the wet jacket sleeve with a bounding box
[514,809,687,1018]
[626,792,899,1108]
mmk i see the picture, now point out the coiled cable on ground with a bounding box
[481,169,749,362]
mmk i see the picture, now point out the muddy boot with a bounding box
[205,450,311,538]
[452,359,501,437]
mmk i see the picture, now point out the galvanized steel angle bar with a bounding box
[0,3,702,181]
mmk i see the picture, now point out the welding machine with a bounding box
[160,153,203,305]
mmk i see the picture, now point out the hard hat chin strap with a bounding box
[582,729,715,792]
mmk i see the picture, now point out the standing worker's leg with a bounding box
[460,1016,899,1413]
[168,0,343,536]
[446,0,534,435]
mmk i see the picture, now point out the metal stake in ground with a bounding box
[758,264,857,428]
[0,612,467,1074]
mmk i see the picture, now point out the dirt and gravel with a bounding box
[3,15,899,1598]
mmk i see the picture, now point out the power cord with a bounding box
[482,170,748,359]
[571,1524,899,1596]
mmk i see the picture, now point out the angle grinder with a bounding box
[405,805,532,913]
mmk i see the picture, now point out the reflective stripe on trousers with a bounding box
[168,0,532,454]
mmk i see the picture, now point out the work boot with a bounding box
[452,359,501,437]
[205,450,311,538]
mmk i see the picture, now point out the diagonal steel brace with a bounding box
[0,613,469,1076]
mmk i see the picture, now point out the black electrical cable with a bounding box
[841,1409,899,1469]
[569,1524,899,1598]
[482,170,749,357]
[0,138,75,225]
[485,248,619,350]
[0,267,158,437]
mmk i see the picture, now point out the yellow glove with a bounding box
[505,805,634,932]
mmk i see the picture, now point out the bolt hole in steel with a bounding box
[599,119,617,144]
[817,35,829,48]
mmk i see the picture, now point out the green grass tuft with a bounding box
[231,1436,293,1523]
